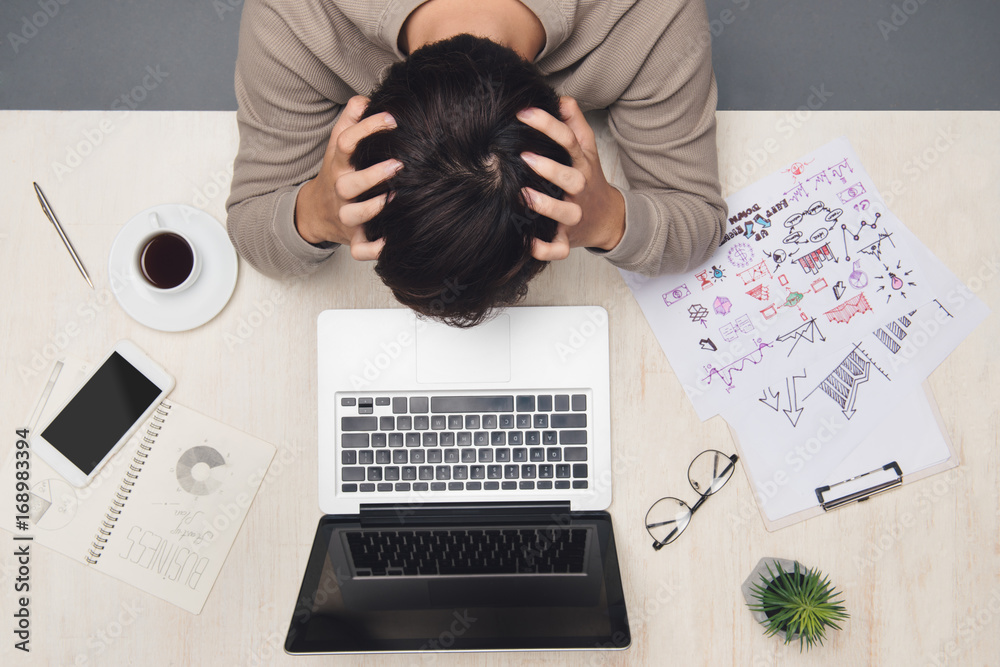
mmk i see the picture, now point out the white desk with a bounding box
[0,109,997,666]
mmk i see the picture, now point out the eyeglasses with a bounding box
[645,450,739,550]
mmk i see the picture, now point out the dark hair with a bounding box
[350,34,571,327]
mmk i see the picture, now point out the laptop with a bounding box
[285,306,629,654]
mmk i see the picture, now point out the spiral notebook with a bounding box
[0,356,276,614]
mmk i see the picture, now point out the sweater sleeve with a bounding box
[225,0,351,279]
[592,0,727,276]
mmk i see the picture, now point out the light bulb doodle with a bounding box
[874,260,915,303]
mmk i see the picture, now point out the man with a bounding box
[226,0,727,325]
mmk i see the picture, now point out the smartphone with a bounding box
[31,340,175,487]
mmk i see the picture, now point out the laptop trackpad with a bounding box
[416,314,511,384]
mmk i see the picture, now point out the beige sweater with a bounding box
[226,0,727,279]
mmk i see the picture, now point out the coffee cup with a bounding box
[134,212,201,292]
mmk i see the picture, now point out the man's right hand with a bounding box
[294,95,402,260]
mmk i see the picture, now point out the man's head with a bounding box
[350,34,571,327]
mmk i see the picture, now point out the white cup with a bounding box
[134,212,201,293]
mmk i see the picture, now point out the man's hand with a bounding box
[295,95,401,260]
[516,97,625,261]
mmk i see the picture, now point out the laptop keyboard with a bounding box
[337,392,592,494]
[345,527,589,576]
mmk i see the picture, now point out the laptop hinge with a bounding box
[358,501,573,526]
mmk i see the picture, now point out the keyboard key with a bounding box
[454,466,468,480]
[402,466,416,480]
[410,396,429,413]
[485,481,500,490]
[502,481,517,490]
[342,451,357,464]
[516,414,531,429]
[406,433,420,447]
[341,397,356,406]
[440,432,455,446]
[360,483,376,492]
[471,465,485,479]
[504,465,519,479]
[419,466,434,480]
[519,481,535,490]
[542,431,557,445]
[537,395,553,411]
[411,450,426,464]
[499,414,514,429]
[431,482,446,491]
[521,464,536,479]
[448,415,464,429]
[556,464,571,478]
[560,430,588,445]
[448,482,464,491]
[397,416,412,431]
[342,433,369,448]
[464,415,480,429]
[516,395,535,412]
[483,415,498,429]
[573,480,589,489]
[395,482,410,492]
[342,483,357,492]
[431,416,446,430]
[537,481,553,489]
[555,480,570,489]
[554,395,570,411]
[375,450,390,464]
[529,447,544,462]
[487,465,502,479]
[414,416,429,430]
[342,467,365,481]
[414,482,429,491]
[509,431,523,446]
[375,397,390,406]
[512,448,527,462]
[457,431,472,446]
[491,432,505,446]
[461,448,477,463]
[367,467,382,481]
[359,397,373,408]
[423,432,438,446]
[496,448,510,462]
[371,433,387,447]
[478,449,493,462]
[385,466,399,481]
[564,447,588,461]
[551,414,587,428]
[436,466,451,480]
[466,482,482,490]
[342,416,377,431]
[389,433,403,447]
[392,397,407,414]
[539,464,553,478]
[379,416,395,431]
[533,414,548,429]
[526,431,541,445]
[444,450,459,463]
[431,396,513,413]
[393,450,407,464]
[547,448,562,461]
[359,451,374,465]
[571,394,587,411]
[474,432,488,446]
[573,464,588,478]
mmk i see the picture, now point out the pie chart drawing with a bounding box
[176,446,227,495]
[29,479,78,530]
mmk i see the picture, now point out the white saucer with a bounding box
[109,204,238,332]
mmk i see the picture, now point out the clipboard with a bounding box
[728,380,959,532]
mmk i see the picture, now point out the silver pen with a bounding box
[33,182,94,289]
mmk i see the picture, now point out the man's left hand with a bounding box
[516,97,625,261]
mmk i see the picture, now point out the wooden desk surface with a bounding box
[0,110,997,666]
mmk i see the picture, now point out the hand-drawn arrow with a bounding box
[783,371,807,427]
[758,388,780,412]
[841,358,871,420]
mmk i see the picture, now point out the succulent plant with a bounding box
[746,561,849,651]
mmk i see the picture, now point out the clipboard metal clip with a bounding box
[815,462,903,511]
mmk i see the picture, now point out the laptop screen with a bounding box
[285,511,630,654]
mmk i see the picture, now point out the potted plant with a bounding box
[741,557,849,651]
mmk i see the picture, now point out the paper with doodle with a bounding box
[622,137,932,420]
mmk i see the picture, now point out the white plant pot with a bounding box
[741,557,802,641]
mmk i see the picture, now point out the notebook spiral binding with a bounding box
[86,402,171,565]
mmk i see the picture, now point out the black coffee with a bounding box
[140,232,194,289]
